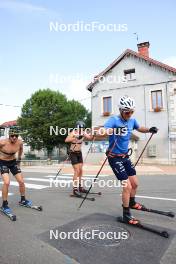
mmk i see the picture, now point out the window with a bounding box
[124,69,136,81]
[0,128,5,137]
[151,90,163,110]
[103,96,112,115]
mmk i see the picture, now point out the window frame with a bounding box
[0,128,5,137]
[102,96,113,116]
[150,89,163,111]
[124,68,136,81]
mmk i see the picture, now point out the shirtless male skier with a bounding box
[65,121,93,196]
[0,128,31,215]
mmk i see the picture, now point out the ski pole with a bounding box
[78,138,118,209]
[54,155,70,180]
[55,132,94,181]
[83,135,95,163]
[79,132,155,209]
[54,143,77,181]
[134,133,154,167]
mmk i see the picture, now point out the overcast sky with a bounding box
[0,0,176,124]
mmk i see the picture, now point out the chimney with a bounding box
[137,41,150,57]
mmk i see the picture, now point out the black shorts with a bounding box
[69,152,83,165]
[108,156,136,181]
[0,159,21,176]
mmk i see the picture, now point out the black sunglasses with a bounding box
[123,111,134,115]
[10,135,19,138]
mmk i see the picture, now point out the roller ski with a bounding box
[130,202,175,218]
[19,199,43,211]
[89,191,102,196]
[117,215,169,238]
[0,205,16,221]
[70,188,95,201]
[79,186,102,196]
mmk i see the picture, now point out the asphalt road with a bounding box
[0,169,176,264]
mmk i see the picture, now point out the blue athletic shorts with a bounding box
[108,156,136,181]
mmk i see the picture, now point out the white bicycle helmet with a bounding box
[118,95,135,111]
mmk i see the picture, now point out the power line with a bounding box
[79,96,91,101]
[0,97,91,107]
[0,103,21,108]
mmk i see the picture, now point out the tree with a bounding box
[64,99,91,128]
[18,88,91,158]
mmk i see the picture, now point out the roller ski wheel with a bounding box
[0,206,17,221]
[19,200,43,211]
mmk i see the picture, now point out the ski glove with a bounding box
[149,127,158,134]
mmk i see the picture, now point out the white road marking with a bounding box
[26,178,53,182]
[25,178,72,184]
[26,176,105,182]
[135,195,176,202]
[0,191,13,197]
[7,181,48,190]
[44,174,109,178]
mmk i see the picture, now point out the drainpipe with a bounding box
[143,85,147,164]
[143,85,147,129]
[165,82,170,164]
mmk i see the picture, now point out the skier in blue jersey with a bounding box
[96,95,158,225]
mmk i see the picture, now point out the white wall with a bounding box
[91,54,176,163]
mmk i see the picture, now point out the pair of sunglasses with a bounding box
[10,135,19,138]
[123,111,134,115]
